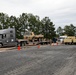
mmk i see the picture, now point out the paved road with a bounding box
[0,45,76,75]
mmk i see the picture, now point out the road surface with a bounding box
[0,45,76,75]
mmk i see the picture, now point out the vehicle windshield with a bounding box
[0,34,2,39]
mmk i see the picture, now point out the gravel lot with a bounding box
[0,45,76,75]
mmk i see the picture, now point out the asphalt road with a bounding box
[0,45,76,75]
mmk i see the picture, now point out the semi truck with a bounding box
[0,28,28,48]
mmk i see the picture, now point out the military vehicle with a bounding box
[63,36,76,44]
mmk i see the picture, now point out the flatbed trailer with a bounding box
[37,41,50,45]
[17,39,29,46]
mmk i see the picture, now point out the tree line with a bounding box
[0,12,76,39]
[57,24,76,36]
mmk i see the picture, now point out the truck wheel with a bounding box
[0,44,2,48]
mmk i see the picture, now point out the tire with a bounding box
[0,44,2,48]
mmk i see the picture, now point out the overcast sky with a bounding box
[0,0,76,29]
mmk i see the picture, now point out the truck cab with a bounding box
[0,28,17,47]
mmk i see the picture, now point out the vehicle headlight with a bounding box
[11,39,14,42]
[7,40,8,42]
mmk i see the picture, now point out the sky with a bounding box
[0,0,76,29]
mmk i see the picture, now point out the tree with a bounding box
[9,16,24,39]
[41,17,56,39]
[28,14,41,34]
[57,26,63,36]
[0,13,9,29]
[64,24,76,36]
[32,15,41,34]
[0,25,2,29]
[19,13,28,33]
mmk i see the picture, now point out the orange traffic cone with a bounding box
[18,45,21,50]
[38,45,40,48]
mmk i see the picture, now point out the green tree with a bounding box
[19,13,28,33]
[9,16,23,39]
[28,14,41,34]
[0,13,9,29]
[57,26,63,36]
[41,17,56,39]
[64,24,76,36]
[32,15,41,34]
[0,25,2,29]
